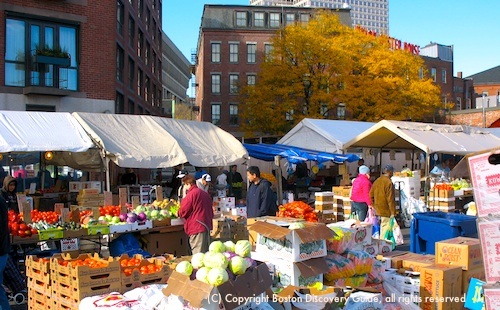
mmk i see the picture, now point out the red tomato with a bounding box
[10,223,19,232]
[19,223,28,231]
[18,230,26,237]
[25,230,31,236]
[31,228,38,235]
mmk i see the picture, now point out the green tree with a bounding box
[174,103,196,120]
[240,11,441,137]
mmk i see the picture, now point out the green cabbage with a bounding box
[203,252,229,269]
[207,267,229,286]
[195,266,211,283]
[209,240,226,253]
[175,260,193,276]
[229,256,249,275]
[235,240,251,258]
[191,252,205,269]
[223,241,236,253]
[288,222,306,230]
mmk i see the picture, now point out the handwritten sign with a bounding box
[54,203,64,214]
[103,191,113,207]
[155,186,163,202]
[119,187,128,207]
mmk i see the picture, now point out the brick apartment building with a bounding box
[194,5,351,138]
[0,0,163,115]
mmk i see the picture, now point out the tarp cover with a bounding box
[0,111,94,152]
[73,113,247,168]
[277,118,375,153]
[244,143,359,164]
[343,120,500,155]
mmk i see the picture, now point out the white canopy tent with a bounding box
[343,120,500,175]
[0,111,94,153]
[277,118,375,153]
[72,113,248,190]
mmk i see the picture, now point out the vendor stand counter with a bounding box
[11,224,189,258]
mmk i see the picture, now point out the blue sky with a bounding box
[163,0,499,78]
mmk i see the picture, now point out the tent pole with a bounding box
[274,156,283,205]
[378,148,383,177]
[105,157,111,192]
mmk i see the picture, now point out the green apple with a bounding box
[98,216,107,223]
[150,210,159,219]
[111,216,121,224]
[105,214,113,222]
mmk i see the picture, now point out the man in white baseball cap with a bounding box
[196,173,212,194]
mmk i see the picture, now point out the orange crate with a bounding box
[120,257,173,293]
[26,255,51,273]
[27,276,51,294]
[28,297,53,310]
[26,266,50,283]
[52,281,121,303]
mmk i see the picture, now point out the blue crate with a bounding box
[410,211,477,255]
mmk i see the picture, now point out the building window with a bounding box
[229,43,239,63]
[229,74,239,94]
[128,99,135,114]
[247,74,256,86]
[117,45,124,82]
[247,43,256,63]
[300,14,309,23]
[117,0,124,35]
[138,0,143,18]
[270,13,280,28]
[128,15,135,46]
[138,30,143,58]
[5,17,79,90]
[229,104,238,125]
[212,104,221,125]
[144,76,149,101]
[116,92,125,114]
[456,97,462,110]
[211,74,221,94]
[145,41,150,65]
[146,8,150,31]
[137,69,143,96]
[285,109,294,121]
[264,43,273,61]
[236,12,247,27]
[441,69,447,84]
[286,13,295,25]
[128,57,134,89]
[254,12,265,27]
[418,67,424,79]
[211,42,221,63]
[431,68,436,82]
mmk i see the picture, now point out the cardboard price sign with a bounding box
[54,203,65,214]
[17,194,28,214]
[131,196,140,208]
[60,238,79,252]
[61,208,71,223]
[155,186,163,202]
[103,191,113,207]
[119,187,128,207]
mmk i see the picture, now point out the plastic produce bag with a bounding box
[345,250,373,275]
[326,226,355,254]
[324,253,356,281]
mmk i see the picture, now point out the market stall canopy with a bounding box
[72,113,247,169]
[0,111,95,152]
[277,118,375,153]
[343,120,500,156]
[244,143,360,164]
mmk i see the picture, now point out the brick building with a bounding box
[194,4,351,138]
[0,0,163,115]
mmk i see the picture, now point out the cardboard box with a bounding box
[314,191,334,202]
[483,285,500,310]
[435,237,483,270]
[327,221,372,246]
[477,217,500,283]
[373,238,393,254]
[420,264,463,310]
[462,265,486,296]
[143,229,189,257]
[265,256,329,287]
[275,286,344,310]
[375,250,408,269]
[250,221,334,262]
[163,262,273,310]
[314,201,334,211]
[402,254,436,272]
[390,252,425,269]
[464,278,486,310]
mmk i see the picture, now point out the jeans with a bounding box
[0,254,11,310]
[351,201,368,221]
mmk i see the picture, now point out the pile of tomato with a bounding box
[57,257,107,269]
[277,201,318,222]
[30,210,59,224]
[8,210,37,237]
[120,257,163,276]
[99,205,121,216]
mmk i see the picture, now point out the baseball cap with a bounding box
[384,165,395,172]
[177,171,187,178]
[202,173,212,182]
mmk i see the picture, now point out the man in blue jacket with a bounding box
[246,166,277,218]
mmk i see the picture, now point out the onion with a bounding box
[119,213,127,222]
[137,212,147,222]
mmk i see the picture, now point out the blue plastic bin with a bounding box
[410,211,477,255]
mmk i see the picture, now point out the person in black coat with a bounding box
[0,194,11,309]
[246,166,277,218]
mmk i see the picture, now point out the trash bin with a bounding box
[410,211,477,255]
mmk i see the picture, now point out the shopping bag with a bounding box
[392,218,404,246]
[365,208,380,238]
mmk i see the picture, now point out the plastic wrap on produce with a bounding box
[324,253,356,281]
[326,226,354,254]
[123,284,168,309]
[78,292,141,310]
[345,250,374,275]
[368,259,385,284]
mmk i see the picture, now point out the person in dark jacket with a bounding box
[178,175,214,254]
[246,166,277,218]
[0,194,11,309]
[1,176,17,212]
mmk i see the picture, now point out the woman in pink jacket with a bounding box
[350,165,373,221]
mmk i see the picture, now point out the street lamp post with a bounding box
[337,103,346,120]
[482,93,486,128]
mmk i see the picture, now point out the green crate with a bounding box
[38,228,64,241]
[87,224,110,235]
